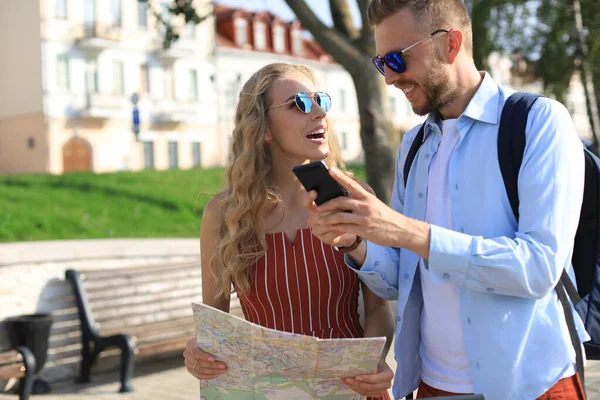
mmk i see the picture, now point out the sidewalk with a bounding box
[3,356,600,399]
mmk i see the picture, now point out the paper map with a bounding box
[193,301,386,399]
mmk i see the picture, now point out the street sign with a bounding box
[132,107,140,135]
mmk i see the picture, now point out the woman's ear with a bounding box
[265,129,273,141]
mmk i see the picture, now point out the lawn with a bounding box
[0,165,365,242]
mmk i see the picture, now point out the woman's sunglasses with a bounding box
[371,29,449,76]
[268,92,332,114]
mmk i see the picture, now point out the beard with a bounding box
[411,53,456,116]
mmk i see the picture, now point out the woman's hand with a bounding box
[341,361,393,397]
[183,338,227,380]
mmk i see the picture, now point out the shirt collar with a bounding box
[420,72,500,142]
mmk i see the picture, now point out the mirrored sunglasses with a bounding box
[269,92,332,114]
[371,29,449,76]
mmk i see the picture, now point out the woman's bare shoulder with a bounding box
[201,192,227,231]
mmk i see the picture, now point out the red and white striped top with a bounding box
[237,227,364,339]
[236,228,391,400]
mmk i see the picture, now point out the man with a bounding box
[303,0,589,399]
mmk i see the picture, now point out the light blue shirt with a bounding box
[346,73,589,400]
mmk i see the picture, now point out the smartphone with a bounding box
[292,161,349,206]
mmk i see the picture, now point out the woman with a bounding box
[184,63,394,399]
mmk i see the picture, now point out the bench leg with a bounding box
[76,347,98,384]
[118,337,135,393]
[101,334,135,393]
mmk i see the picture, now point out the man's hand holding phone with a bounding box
[301,166,432,260]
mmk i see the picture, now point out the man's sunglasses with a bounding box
[371,29,449,76]
[268,92,332,114]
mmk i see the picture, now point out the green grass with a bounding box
[0,165,366,243]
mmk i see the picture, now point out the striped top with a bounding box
[237,227,363,338]
[236,227,390,400]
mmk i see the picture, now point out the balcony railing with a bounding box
[73,93,129,120]
[76,24,122,54]
[152,99,202,124]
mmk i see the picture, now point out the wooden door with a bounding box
[62,137,91,172]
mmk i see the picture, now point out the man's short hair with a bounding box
[367,0,473,55]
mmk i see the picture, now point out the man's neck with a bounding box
[438,69,484,120]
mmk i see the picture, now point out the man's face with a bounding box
[374,9,455,116]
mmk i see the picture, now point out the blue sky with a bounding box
[214,0,362,27]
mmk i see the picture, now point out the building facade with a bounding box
[0,1,592,175]
[0,0,217,175]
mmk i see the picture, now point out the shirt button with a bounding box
[476,362,481,369]
[374,261,380,266]
[424,153,430,159]
[396,316,401,323]
[467,317,471,323]
[487,287,494,292]
[455,184,459,190]
[418,193,424,199]
[443,273,450,279]
[404,273,409,279]
[460,227,465,233]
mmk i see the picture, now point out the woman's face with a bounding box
[265,71,330,164]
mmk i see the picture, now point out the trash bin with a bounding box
[5,313,54,394]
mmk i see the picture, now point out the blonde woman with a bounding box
[184,63,394,399]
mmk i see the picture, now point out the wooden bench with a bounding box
[65,262,242,393]
[0,347,35,400]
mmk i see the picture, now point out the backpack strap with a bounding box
[498,92,586,392]
[403,123,426,187]
[497,92,543,220]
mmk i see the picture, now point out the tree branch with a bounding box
[283,0,364,75]
[329,0,359,39]
[355,0,375,53]
[357,0,371,40]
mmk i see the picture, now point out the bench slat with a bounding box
[80,262,199,279]
[0,350,21,366]
[0,364,25,380]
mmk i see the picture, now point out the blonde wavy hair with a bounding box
[212,63,346,299]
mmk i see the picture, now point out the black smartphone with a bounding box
[292,161,349,206]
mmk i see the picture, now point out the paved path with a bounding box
[3,355,600,399]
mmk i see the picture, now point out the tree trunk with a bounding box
[352,62,397,201]
[573,0,600,154]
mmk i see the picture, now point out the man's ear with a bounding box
[447,29,463,64]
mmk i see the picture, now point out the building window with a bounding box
[339,88,346,112]
[86,59,98,93]
[185,23,195,38]
[254,22,266,50]
[235,18,248,46]
[56,55,69,90]
[112,60,124,94]
[292,30,303,56]
[163,67,173,99]
[140,63,150,94]
[55,0,67,18]
[168,141,178,169]
[341,132,348,150]
[111,0,122,26]
[192,142,201,167]
[273,25,285,53]
[143,141,154,169]
[189,70,198,100]
[138,2,147,28]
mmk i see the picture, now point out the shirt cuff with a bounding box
[428,224,473,285]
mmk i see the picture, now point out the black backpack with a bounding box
[403,92,600,390]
